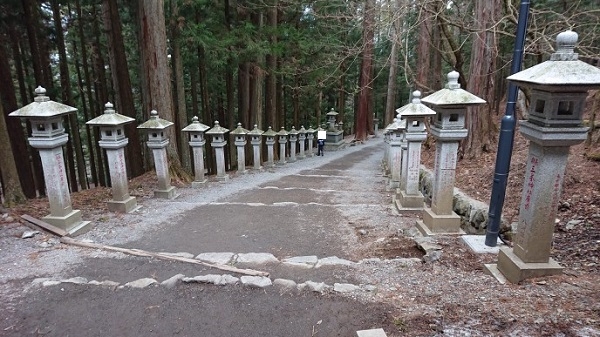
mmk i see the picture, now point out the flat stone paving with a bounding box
[2,140,411,337]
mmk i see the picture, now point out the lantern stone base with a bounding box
[394,190,425,211]
[191,179,207,187]
[154,186,177,199]
[107,196,138,213]
[416,208,464,236]
[324,140,346,152]
[216,174,230,182]
[494,247,563,283]
[237,169,248,175]
[43,210,92,236]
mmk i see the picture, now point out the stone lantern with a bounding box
[491,30,600,283]
[417,71,486,235]
[86,102,138,213]
[373,113,380,137]
[206,121,230,181]
[247,124,264,170]
[325,108,344,150]
[137,110,176,199]
[306,126,316,157]
[387,117,407,190]
[298,126,307,159]
[182,116,210,187]
[394,90,436,210]
[263,126,277,168]
[9,86,91,235]
[382,121,396,175]
[230,123,249,174]
[288,126,299,163]
[276,127,288,165]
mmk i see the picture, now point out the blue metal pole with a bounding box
[485,0,531,247]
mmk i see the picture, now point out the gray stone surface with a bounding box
[161,274,185,288]
[21,231,40,239]
[356,328,388,337]
[315,256,356,268]
[333,283,359,293]
[236,253,279,264]
[282,255,318,268]
[61,277,88,285]
[304,281,328,293]
[273,278,297,291]
[161,252,195,259]
[195,252,235,265]
[240,276,272,288]
[123,278,157,289]
[88,280,120,287]
[182,274,222,285]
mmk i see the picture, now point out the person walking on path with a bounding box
[317,139,325,156]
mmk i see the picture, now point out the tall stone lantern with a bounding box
[9,86,91,235]
[86,102,138,213]
[288,126,299,163]
[206,121,230,181]
[417,71,486,235]
[263,126,277,168]
[492,30,600,283]
[182,116,210,187]
[382,121,395,175]
[277,127,288,165]
[298,126,307,159]
[247,124,264,170]
[306,126,316,157]
[394,91,436,210]
[137,110,176,199]
[231,123,249,174]
[325,108,344,150]
[388,117,406,190]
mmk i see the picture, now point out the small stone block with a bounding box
[196,252,235,265]
[191,180,207,188]
[215,174,230,182]
[356,328,387,337]
[497,247,563,284]
[236,253,279,264]
[421,207,462,233]
[415,220,465,237]
[483,264,507,285]
[154,186,177,199]
[282,255,318,268]
[395,191,424,211]
[462,235,504,254]
[107,196,137,213]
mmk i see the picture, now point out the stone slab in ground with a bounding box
[461,235,504,254]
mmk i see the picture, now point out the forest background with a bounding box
[0,0,598,205]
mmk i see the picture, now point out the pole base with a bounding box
[107,196,138,213]
[191,179,207,188]
[394,190,425,211]
[43,210,92,236]
[496,247,563,283]
[417,207,463,235]
[154,186,177,199]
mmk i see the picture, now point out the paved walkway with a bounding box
[1,138,421,337]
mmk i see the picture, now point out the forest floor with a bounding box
[1,114,599,336]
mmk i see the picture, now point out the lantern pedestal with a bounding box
[416,210,464,236]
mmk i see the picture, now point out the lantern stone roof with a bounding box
[205,121,229,134]
[262,126,277,137]
[276,126,288,136]
[87,102,135,126]
[421,71,486,107]
[298,126,307,134]
[230,122,249,135]
[182,116,210,133]
[288,126,299,136]
[306,126,316,133]
[137,110,174,130]
[395,91,436,117]
[10,86,77,118]
[247,124,264,136]
[326,108,339,116]
[507,30,600,90]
